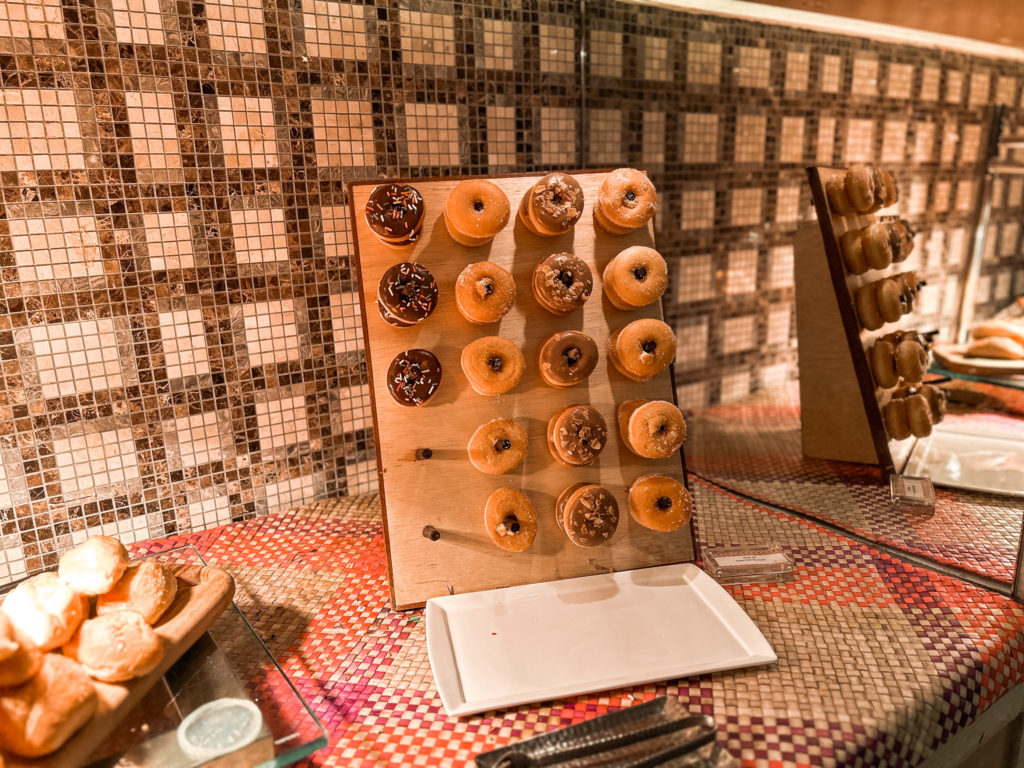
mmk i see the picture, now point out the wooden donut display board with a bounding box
[794,166,921,475]
[349,171,695,610]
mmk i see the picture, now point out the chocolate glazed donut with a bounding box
[364,183,425,247]
[537,331,598,387]
[386,349,442,407]
[377,262,438,327]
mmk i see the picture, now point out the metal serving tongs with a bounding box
[477,698,720,768]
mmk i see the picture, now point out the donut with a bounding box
[863,222,893,270]
[376,262,438,327]
[840,230,868,274]
[595,169,657,234]
[878,169,899,207]
[558,483,620,547]
[555,482,588,533]
[467,418,527,474]
[905,392,933,438]
[894,270,923,313]
[921,384,947,423]
[826,176,857,216]
[602,246,668,309]
[889,219,915,263]
[364,183,425,248]
[855,283,885,331]
[386,348,442,407]
[460,336,525,395]
[537,330,598,387]
[877,278,904,323]
[444,180,510,246]
[628,475,693,532]
[869,340,899,389]
[618,399,686,459]
[844,164,879,213]
[532,252,593,315]
[455,261,516,325]
[895,340,929,384]
[519,172,585,236]
[608,318,677,381]
[547,405,608,466]
[483,488,537,553]
[883,398,911,440]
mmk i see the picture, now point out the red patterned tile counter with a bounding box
[687,382,1024,586]
[133,480,1024,768]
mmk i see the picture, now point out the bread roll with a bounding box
[965,336,1024,360]
[970,320,1024,347]
[1,572,87,651]
[64,611,163,682]
[0,611,18,662]
[58,535,130,595]
[96,559,177,625]
[0,614,42,687]
[0,653,97,757]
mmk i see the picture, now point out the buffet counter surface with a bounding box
[132,480,1024,767]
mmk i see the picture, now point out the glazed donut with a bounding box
[826,175,858,216]
[895,340,929,384]
[883,398,911,440]
[608,318,677,381]
[532,252,593,315]
[869,340,899,389]
[386,348,442,407]
[840,229,868,274]
[460,336,525,396]
[905,392,933,438]
[617,399,686,459]
[555,482,588,533]
[1,572,88,652]
[557,483,619,547]
[483,488,537,553]
[894,270,924,313]
[537,330,598,387]
[602,246,668,309]
[376,262,438,327]
[454,261,516,324]
[547,405,608,466]
[444,180,510,246]
[364,183,426,248]
[468,418,528,474]
[595,169,657,235]
[628,475,693,533]
[519,172,585,236]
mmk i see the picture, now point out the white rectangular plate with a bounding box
[903,423,1024,498]
[425,563,776,716]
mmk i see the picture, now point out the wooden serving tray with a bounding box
[4,563,235,768]
[349,171,695,610]
[933,343,1024,376]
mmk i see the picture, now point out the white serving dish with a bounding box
[425,563,776,717]
[902,423,1024,498]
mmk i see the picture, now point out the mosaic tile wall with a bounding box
[1,0,1023,582]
